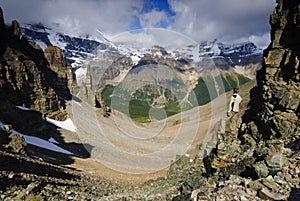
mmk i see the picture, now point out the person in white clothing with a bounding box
[227,88,242,134]
[220,87,242,135]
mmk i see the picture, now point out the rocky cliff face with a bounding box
[246,0,300,141]
[44,46,75,100]
[0,7,75,117]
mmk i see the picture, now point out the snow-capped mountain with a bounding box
[116,45,150,65]
[17,22,263,128]
[21,23,262,82]
[173,41,262,65]
[114,40,262,69]
[21,24,111,69]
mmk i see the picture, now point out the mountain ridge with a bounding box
[20,23,262,71]
[21,23,111,69]
[94,44,254,121]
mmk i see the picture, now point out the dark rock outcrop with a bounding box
[44,46,75,99]
[0,7,4,29]
[0,7,75,116]
[245,0,300,141]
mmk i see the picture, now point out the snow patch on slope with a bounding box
[0,121,73,155]
[46,118,77,132]
[16,106,30,111]
[75,67,87,80]
[15,105,77,132]
[117,45,150,65]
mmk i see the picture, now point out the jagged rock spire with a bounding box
[245,0,300,140]
[271,0,300,48]
[0,7,4,29]
[86,64,92,91]
[10,20,20,37]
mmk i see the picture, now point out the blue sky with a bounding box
[130,0,176,29]
[130,0,175,30]
[142,0,171,12]
[142,0,175,17]
[0,0,276,48]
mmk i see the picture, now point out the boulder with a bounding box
[254,161,269,178]
[5,134,27,155]
[259,188,287,200]
[266,153,290,174]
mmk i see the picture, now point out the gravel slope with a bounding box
[64,81,255,182]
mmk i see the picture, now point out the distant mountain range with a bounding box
[21,24,111,69]
[21,23,263,122]
[21,23,262,71]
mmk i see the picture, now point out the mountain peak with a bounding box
[21,24,111,68]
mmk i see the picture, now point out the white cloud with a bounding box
[168,0,276,46]
[110,28,197,49]
[117,0,276,49]
[1,0,143,37]
[139,9,169,28]
[247,33,271,49]
[1,0,277,48]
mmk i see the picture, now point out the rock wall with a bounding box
[44,46,75,99]
[245,0,300,141]
[0,7,75,116]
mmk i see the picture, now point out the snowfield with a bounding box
[0,121,74,155]
[46,117,77,132]
[15,106,77,132]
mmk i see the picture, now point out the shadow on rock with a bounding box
[0,100,92,166]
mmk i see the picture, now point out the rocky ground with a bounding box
[0,151,121,201]
[1,128,298,201]
[0,78,298,200]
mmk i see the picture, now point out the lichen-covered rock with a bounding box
[0,124,12,134]
[259,187,287,201]
[5,134,27,155]
[254,161,269,178]
[266,153,290,174]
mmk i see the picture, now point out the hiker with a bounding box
[227,87,242,134]
[220,87,242,135]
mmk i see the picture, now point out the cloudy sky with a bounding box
[1,0,276,48]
